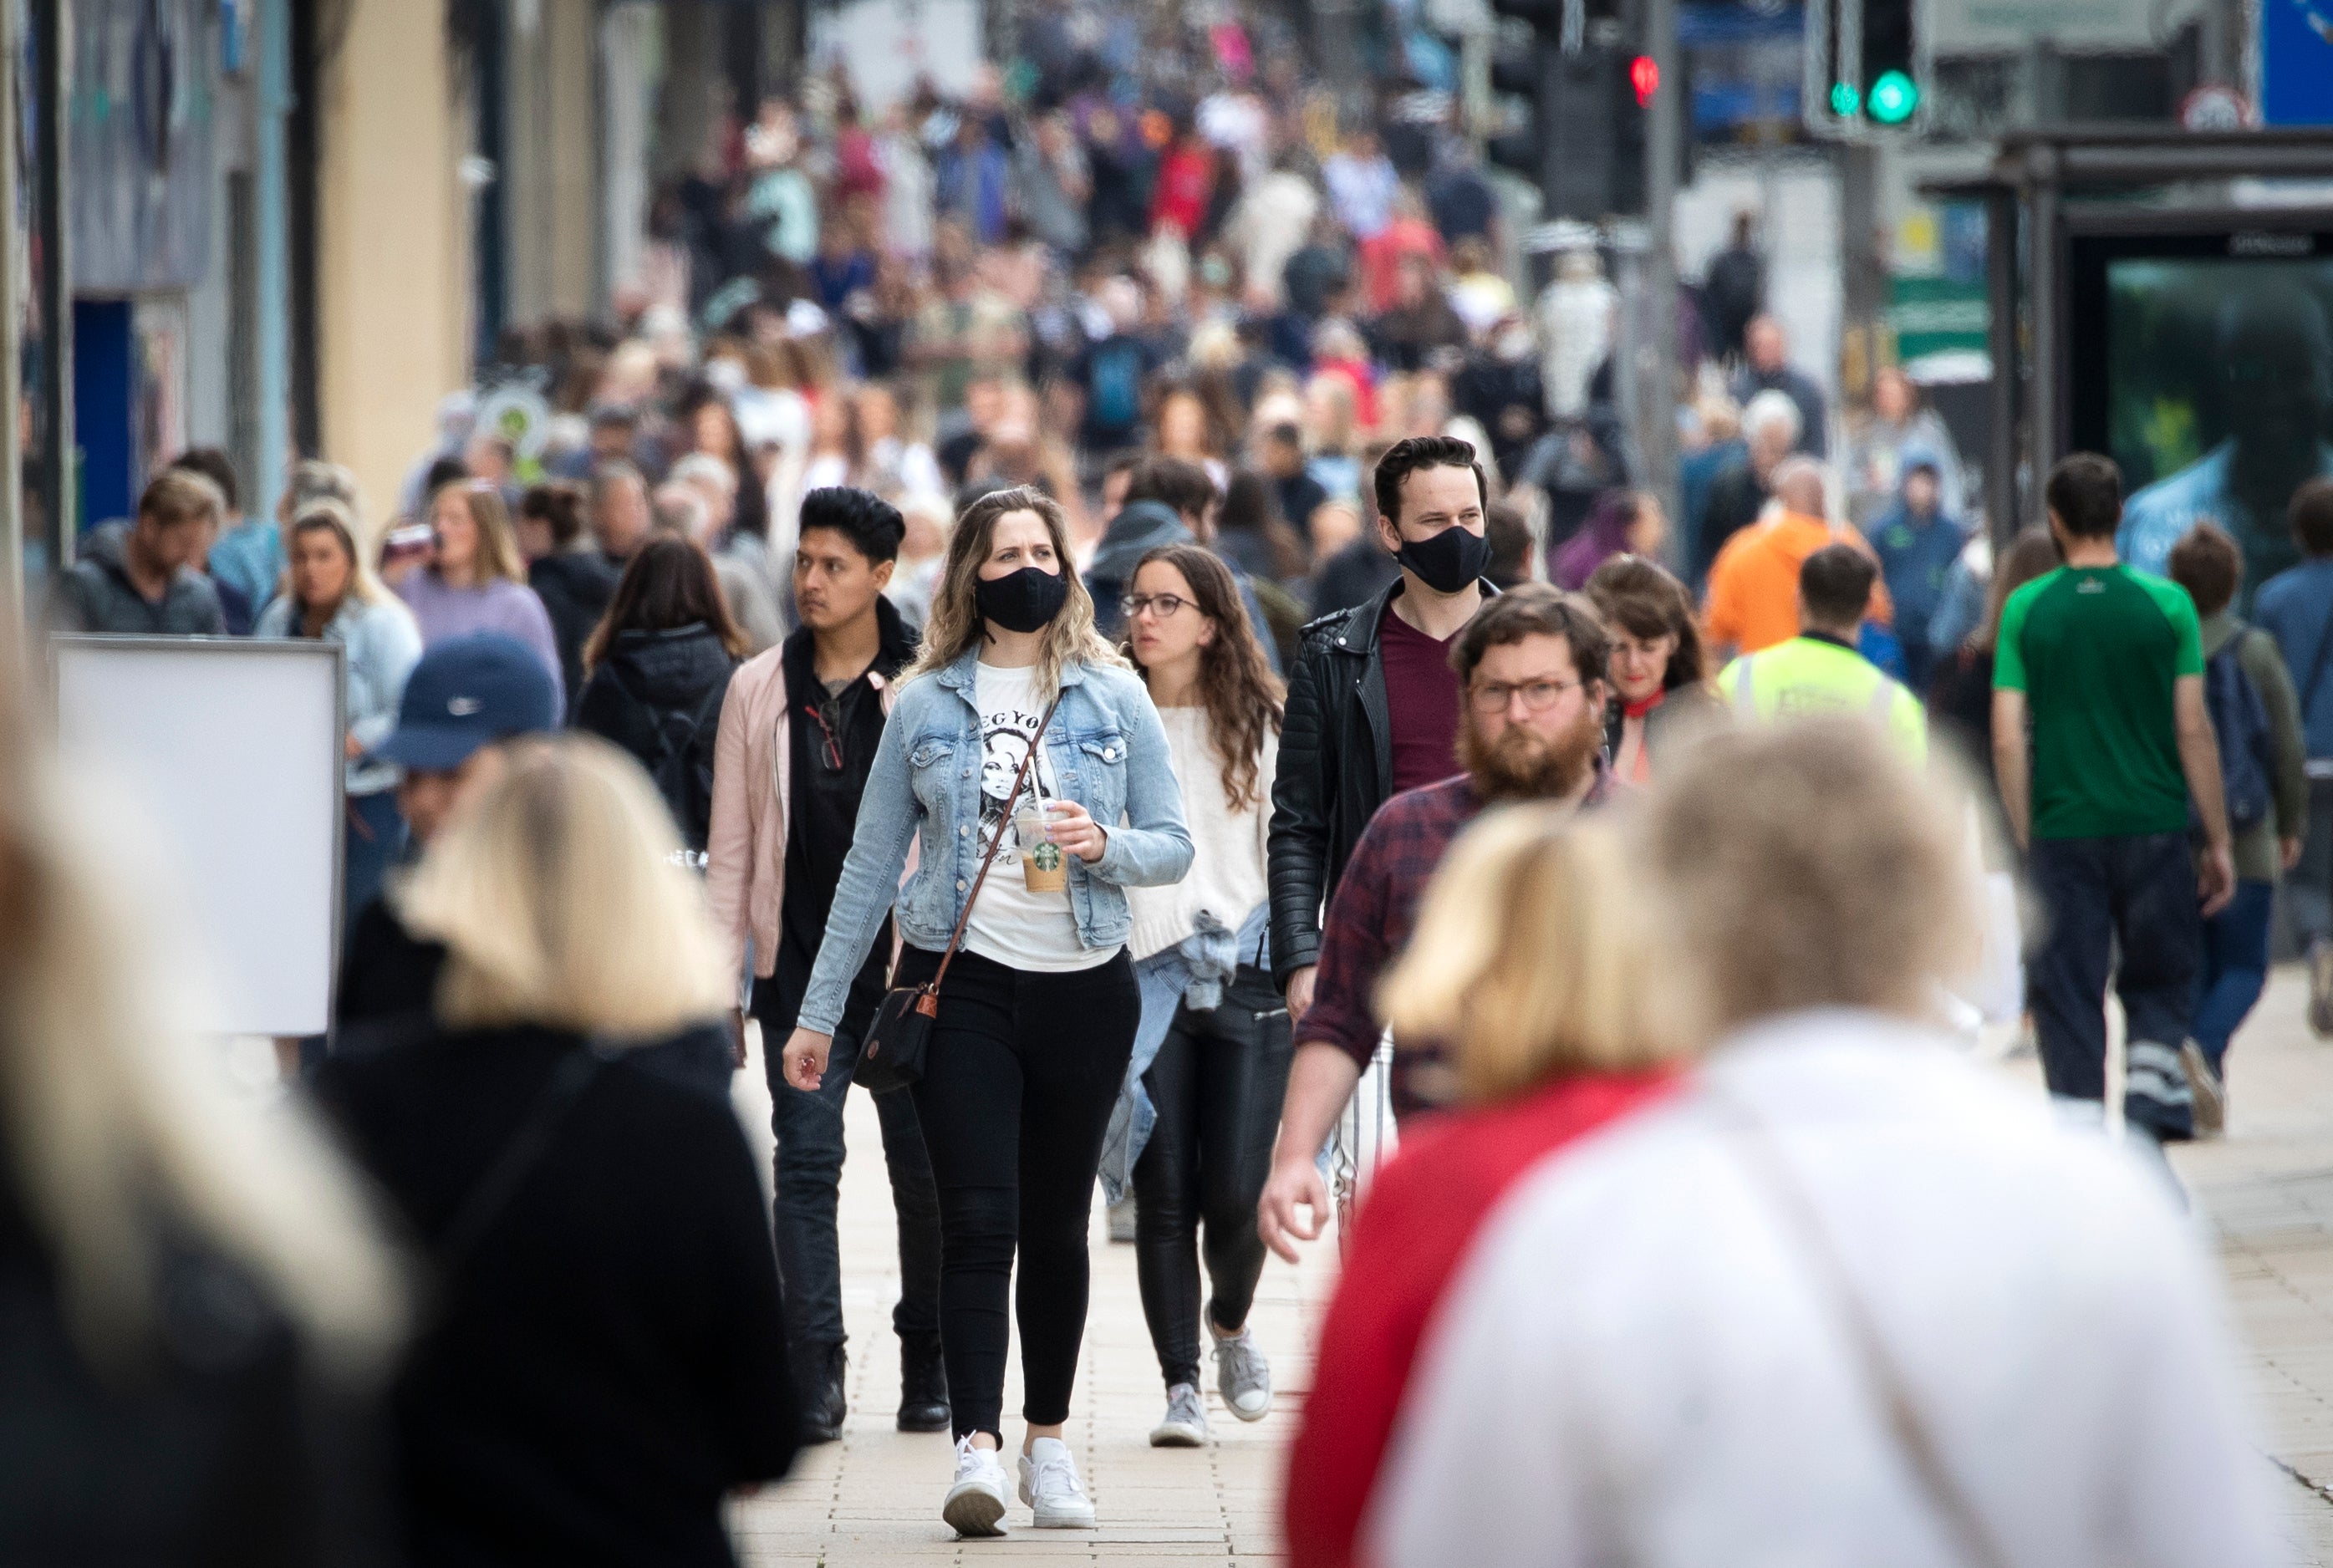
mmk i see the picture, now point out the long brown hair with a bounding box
[905,486,1122,695]
[1976,528,2062,653]
[583,535,748,672]
[1123,544,1284,812]
[1584,554,1707,690]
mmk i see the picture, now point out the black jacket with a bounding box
[529,549,623,716]
[573,624,739,852]
[1266,575,1498,988]
[312,1024,796,1568]
[333,890,735,1097]
[0,1158,395,1567]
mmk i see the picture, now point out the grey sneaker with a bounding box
[1210,1323,1272,1422]
[1016,1437,1097,1528]
[1107,1194,1138,1243]
[2182,1040,2226,1139]
[2313,940,2333,1037]
[1149,1382,1210,1447]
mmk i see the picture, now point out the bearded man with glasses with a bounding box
[1257,585,1615,1263]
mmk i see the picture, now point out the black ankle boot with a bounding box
[798,1343,847,1444]
[897,1335,950,1433]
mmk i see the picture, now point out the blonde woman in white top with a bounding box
[1110,542,1290,1449]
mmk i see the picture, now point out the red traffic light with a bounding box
[1630,54,1658,107]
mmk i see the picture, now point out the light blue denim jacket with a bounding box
[254,593,424,797]
[797,648,1195,1037]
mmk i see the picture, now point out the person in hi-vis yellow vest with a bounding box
[1716,542,1926,760]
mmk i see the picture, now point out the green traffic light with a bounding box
[1867,69,1918,124]
[1830,81,1860,116]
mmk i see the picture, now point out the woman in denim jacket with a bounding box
[780,485,1192,1540]
[254,499,423,921]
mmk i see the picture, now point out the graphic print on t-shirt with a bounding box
[977,694,1062,869]
[962,661,1109,972]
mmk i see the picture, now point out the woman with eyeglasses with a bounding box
[574,536,748,855]
[1101,543,1290,1451]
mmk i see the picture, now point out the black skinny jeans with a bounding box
[1130,965,1293,1390]
[894,943,1140,1442]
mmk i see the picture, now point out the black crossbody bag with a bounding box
[857,694,1060,1094]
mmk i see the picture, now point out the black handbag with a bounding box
[857,693,1060,1093]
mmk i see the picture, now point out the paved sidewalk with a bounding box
[2167,970,2333,1564]
[726,1031,1330,1566]
[726,976,2333,1565]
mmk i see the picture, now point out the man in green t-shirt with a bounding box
[1993,453,2235,1141]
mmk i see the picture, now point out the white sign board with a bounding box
[53,638,345,1037]
[809,0,985,112]
[1928,0,2196,55]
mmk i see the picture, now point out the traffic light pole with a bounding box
[1638,0,1683,551]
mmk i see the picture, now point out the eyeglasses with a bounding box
[804,698,847,771]
[1120,593,1194,621]
[1468,676,1586,714]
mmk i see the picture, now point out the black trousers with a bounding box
[1131,965,1292,1390]
[894,943,1140,1442]
[2025,832,2201,1139]
[755,1008,943,1355]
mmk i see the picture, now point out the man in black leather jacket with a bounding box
[1266,436,1500,1016]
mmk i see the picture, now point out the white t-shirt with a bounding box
[961,662,1117,973]
[1127,706,1275,961]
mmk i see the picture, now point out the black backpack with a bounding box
[607,666,730,854]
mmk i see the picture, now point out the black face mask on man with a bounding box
[975,566,1069,634]
[1394,522,1492,594]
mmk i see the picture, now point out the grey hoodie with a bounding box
[53,521,227,636]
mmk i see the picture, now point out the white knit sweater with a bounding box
[1127,705,1276,963]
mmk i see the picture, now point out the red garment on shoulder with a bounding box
[1282,1069,1681,1568]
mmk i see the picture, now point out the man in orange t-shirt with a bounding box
[1703,456,1892,659]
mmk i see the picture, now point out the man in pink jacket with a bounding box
[707,486,945,1442]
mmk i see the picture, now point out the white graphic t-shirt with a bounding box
[961,662,1115,971]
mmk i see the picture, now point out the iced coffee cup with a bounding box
[1015,798,1069,893]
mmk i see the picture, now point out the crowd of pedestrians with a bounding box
[13,404,2312,1562]
[12,6,2330,1561]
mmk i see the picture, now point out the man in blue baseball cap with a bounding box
[336,635,560,1029]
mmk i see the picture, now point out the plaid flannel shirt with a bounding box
[1299,764,1612,1117]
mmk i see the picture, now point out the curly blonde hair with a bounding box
[905,486,1123,695]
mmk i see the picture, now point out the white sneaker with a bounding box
[942,1435,1009,1538]
[1150,1382,1210,1447]
[1016,1436,1098,1528]
[2182,1040,2226,1139]
[1210,1322,1272,1422]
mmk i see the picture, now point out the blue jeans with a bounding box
[2025,832,2200,1138]
[2194,878,2274,1073]
[762,1017,943,1352]
[344,789,405,927]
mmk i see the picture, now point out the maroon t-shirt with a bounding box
[1378,607,1464,792]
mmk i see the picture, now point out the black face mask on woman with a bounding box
[975,566,1070,634]
[1394,522,1493,595]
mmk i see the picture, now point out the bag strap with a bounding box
[924,690,1063,995]
[1707,1087,2011,1568]
[437,1045,606,1270]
